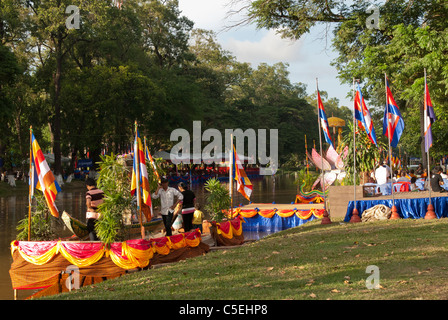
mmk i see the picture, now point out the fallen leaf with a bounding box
[309,293,317,298]
[272,251,280,254]
[331,289,340,293]
[266,267,274,271]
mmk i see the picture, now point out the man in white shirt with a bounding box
[375,160,391,185]
[151,176,183,236]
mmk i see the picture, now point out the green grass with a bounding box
[41,217,448,300]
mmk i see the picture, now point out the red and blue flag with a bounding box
[354,83,378,146]
[317,89,334,148]
[424,80,436,152]
[382,77,404,148]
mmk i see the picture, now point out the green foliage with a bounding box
[342,122,387,184]
[295,168,319,193]
[16,193,57,241]
[95,154,132,244]
[204,177,231,222]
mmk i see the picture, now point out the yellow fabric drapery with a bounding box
[58,243,105,268]
[216,217,243,239]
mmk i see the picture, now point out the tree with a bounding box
[24,0,110,174]
[231,0,448,167]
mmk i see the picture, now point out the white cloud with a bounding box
[222,29,305,65]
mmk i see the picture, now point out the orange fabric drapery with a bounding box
[10,230,203,270]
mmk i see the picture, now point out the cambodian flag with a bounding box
[424,79,436,152]
[382,77,404,148]
[317,89,334,148]
[354,83,378,146]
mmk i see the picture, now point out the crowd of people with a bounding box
[366,161,448,194]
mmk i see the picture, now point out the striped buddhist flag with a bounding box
[131,128,152,207]
[30,133,61,218]
[232,145,252,201]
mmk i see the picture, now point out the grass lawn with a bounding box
[41,217,448,300]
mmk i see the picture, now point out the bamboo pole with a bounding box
[28,126,33,241]
[229,133,234,218]
[134,121,145,238]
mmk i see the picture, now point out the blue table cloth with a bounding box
[344,196,448,221]
[242,214,318,240]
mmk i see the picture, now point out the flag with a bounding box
[131,128,152,207]
[354,83,378,146]
[30,133,61,218]
[382,77,404,148]
[232,145,252,201]
[424,80,436,152]
[317,89,334,148]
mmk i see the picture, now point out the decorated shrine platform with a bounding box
[9,230,208,299]
[234,203,325,240]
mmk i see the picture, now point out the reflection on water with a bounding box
[0,173,299,300]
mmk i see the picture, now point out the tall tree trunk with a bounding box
[52,34,63,175]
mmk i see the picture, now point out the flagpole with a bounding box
[135,121,144,239]
[385,74,400,219]
[424,68,435,219]
[350,78,361,222]
[28,126,33,241]
[316,78,331,224]
[229,133,234,218]
[305,135,309,175]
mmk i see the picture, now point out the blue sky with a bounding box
[178,0,353,108]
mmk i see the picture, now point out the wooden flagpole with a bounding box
[28,126,33,241]
[134,121,145,238]
[229,133,234,218]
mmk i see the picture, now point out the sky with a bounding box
[178,0,353,108]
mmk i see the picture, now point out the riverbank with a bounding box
[0,179,86,197]
[41,217,448,300]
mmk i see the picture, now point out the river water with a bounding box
[0,173,299,300]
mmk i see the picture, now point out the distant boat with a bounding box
[61,211,163,240]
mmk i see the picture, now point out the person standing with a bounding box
[192,203,204,232]
[85,178,105,241]
[177,182,196,232]
[151,176,183,236]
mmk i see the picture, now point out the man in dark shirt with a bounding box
[430,166,446,193]
[86,178,105,240]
